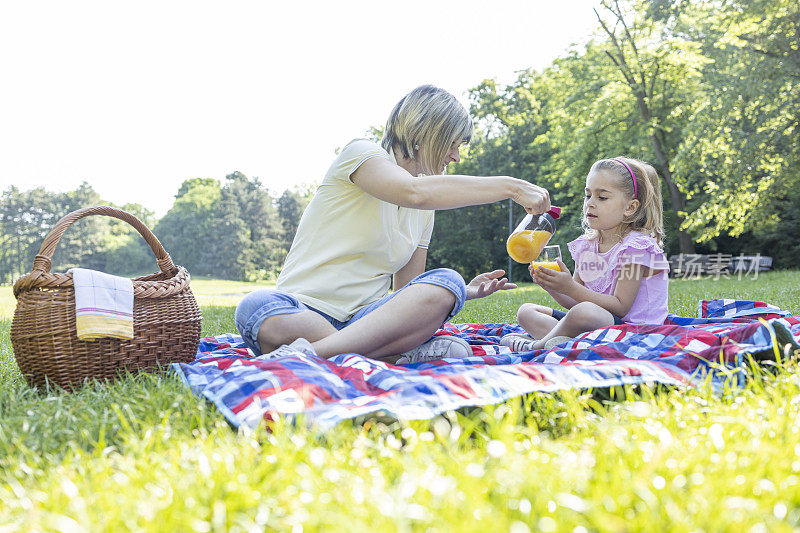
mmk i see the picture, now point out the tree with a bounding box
[0,182,155,281]
[431,77,566,281]
[50,182,107,271]
[154,174,285,281]
[105,203,159,276]
[0,187,58,282]
[672,0,800,265]
[155,178,224,276]
[276,187,312,256]
[219,172,283,279]
[591,0,708,252]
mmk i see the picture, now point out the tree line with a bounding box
[1,0,797,283]
[0,175,311,284]
[430,0,799,281]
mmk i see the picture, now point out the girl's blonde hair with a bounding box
[381,85,473,175]
[582,157,665,247]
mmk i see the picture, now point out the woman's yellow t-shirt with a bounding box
[276,139,434,321]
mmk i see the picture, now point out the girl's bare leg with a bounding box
[530,301,614,349]
[517,303,560,339]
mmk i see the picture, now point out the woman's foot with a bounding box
[256,337,317,359]
[395,336,473,364]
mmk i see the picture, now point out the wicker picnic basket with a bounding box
[11,206,202,389]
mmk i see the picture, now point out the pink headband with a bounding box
[613,158,638,199]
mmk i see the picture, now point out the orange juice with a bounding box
[506,229,552,263]
[530,261,561,271]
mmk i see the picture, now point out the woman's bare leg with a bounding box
[256,310,338,353]
[257,283,456,362]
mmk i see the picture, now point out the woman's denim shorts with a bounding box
[234,268,467,355]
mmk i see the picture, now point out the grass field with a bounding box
[1,272,800,531]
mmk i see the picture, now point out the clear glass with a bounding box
[531,244,562,271]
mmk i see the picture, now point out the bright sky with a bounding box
[0,1,600,217]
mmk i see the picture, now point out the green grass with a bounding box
[2,272,800,531]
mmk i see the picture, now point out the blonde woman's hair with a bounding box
[381,85,473,175]
[582,157,665,247]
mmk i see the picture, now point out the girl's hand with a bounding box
[531,259,573,294]
[466,270,518,300]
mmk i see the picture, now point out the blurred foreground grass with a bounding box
[1,272,799,531]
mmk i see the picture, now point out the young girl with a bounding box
[501,157,669,352]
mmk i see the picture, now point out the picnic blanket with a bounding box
[172,299,800,430]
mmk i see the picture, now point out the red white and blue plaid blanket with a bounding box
[172,300,800,429]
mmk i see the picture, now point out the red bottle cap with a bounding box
[547,207,562,219]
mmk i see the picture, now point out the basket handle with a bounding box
[31,205,176,274]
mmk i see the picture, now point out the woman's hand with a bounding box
[512,180,551,214]
[531,259,574,294]
[466,270,517,300]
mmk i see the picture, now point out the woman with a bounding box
[236,85,550,363]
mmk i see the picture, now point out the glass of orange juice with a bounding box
[531,245,562,272]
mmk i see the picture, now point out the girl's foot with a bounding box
[543,336,573,349]
[500,333,537,352]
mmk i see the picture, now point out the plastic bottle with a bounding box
[506,207,561,264]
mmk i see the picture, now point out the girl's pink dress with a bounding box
[567,231,670,324]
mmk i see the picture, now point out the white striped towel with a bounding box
[70,268,134,340]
